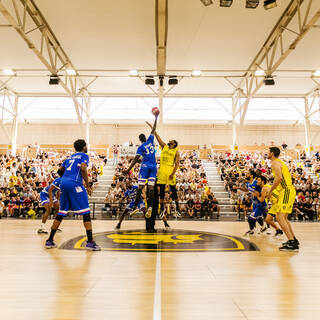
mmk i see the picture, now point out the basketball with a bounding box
[151,107,160,116]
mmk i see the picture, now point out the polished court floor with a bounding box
[0,219,320,320]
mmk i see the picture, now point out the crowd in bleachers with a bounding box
[103,151,220,220]
[216,151,320,221]
[0,152,103,218]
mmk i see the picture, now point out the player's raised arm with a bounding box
[145,121,165,148]
[150,114,158,135]
[123,155,141,175]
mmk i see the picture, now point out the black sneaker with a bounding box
[259,227,268,234]
[275,229,283,237]
[114,223,121,230]
[279,241,299,252]
[164,222,170,229]
[282,238,300,246]
[244,230,254,236]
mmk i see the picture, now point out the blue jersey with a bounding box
[247,179,264,207]
[61,152,89,184]
[136,135,156,166]
[42,177,62,197]
[124,185,138,200]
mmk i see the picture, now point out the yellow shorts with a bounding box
[157,166,176,185]
[269,187,296,215]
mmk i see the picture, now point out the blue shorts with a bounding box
[250,204,266,219]
[126,200,145,211]
[139,164,157,184]
[40,192,57,206]
[58,180,90,216]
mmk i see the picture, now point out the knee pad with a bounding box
[83,213,91,223]
[147,180,155,187]
[56,215,64,222]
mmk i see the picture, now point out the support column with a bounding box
[11,96,18,156]
[304,97,312,157]
[86,98,91,151]
[231,95,238,154]
[158,83,164,125]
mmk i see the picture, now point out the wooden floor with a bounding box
[1,219,320,320]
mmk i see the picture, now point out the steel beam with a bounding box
[231,0,320,127]
[0,0,91,135]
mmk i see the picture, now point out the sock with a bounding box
[248,217,256,230]
[48,229,57,241]
[40,223,44,229]
[86,230,93,243]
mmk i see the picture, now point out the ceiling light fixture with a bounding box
[129,69,139,77]
[264,0,277,10]
[145,76,155,85]
[2,69,15,75]
[66,69,76,76]
[246,0,259,9]
[168,76,178,85]
[191,70,202,77]
[49,74,60,85]
[200,0,213,6]
[220,0,233,7]
[263,75,275,85]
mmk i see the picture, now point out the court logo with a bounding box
[60,229,259,252]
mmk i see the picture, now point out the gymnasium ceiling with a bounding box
[0,0,320,97]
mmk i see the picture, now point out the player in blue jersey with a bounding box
[241,170,267,235]
[123,113,158,219]
[45,139,100,251]
[115,179,146,230]
[37,168,64,234]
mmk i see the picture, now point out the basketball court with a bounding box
[1,220,320,319]
[1,0,320,319]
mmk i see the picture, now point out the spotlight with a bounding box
[264,0,277,10]
[263,75,275,86]
[129,69,138,77]
[145,76,155,85]
[255,69,265,76]
[66,69,76,76]
[200,0,213,6]
[312,70,320,77]
[192,70,202,77]
[220,0,233,7]
[2,69,15,75]
[246,0,259,9]
[168,76,178,85]
[49,75,60,85]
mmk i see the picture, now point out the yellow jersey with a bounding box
[160,145,177,167]
[272,158,293,192]
[265,183,279,205]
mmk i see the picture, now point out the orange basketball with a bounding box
[151,107,160,116]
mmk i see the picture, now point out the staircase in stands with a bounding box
[89,162,115,218]
[202,160,237,221]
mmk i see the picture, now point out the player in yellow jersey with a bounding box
[146,121,180,228]
[255,176,283,236]
[267,147,299,251]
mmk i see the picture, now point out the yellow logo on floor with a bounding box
[107,232,203,245]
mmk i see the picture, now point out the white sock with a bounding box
[40,223,44,229]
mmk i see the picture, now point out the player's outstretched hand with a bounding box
[145,121,152,129]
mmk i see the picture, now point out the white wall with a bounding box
[0,122,318,148]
